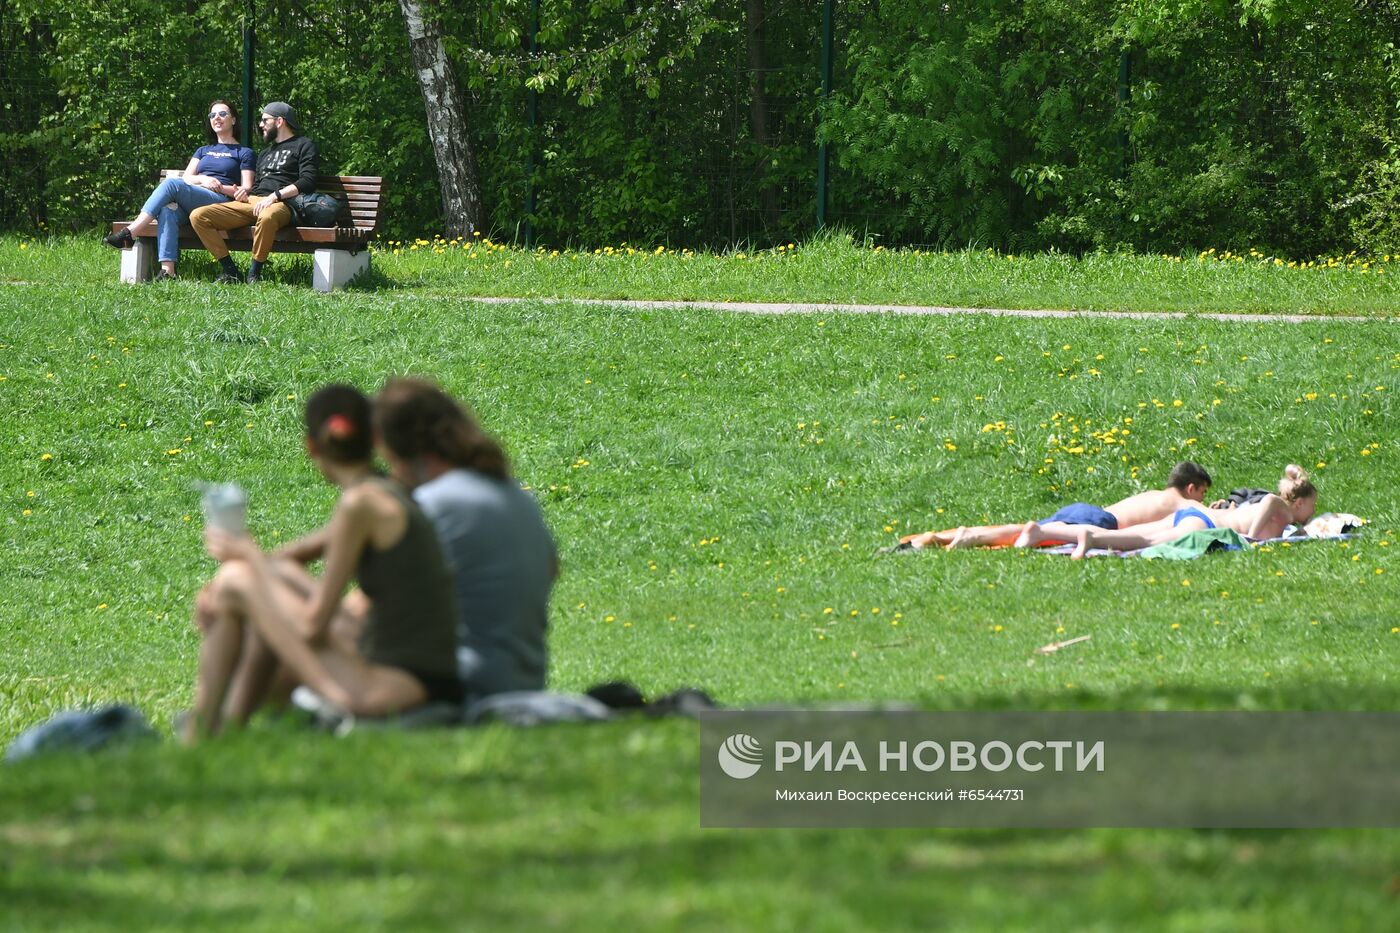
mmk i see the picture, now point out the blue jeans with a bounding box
[139,178,230,264]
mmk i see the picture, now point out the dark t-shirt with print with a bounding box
[192,144,256,186]
[253,135,319,196]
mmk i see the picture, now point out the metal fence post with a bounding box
[525,0,539,249]
[242,0,255,148]
[1117,45,1131,177]
[816,0,834,230]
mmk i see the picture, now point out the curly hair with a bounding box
[374,377,510,481]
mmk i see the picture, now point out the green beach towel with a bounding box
[1138,528,1250,560]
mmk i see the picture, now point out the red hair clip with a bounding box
[325,413,356,440]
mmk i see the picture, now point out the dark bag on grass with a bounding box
[5,705,157,762]
[288,192,344,227]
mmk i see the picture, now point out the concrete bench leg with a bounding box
[119,239,154,284]
[313,248,370,292]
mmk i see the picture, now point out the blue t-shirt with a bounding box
[192,144,256,186]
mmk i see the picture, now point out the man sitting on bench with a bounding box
[189,101,319,285]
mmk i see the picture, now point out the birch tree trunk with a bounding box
[398,0,482,237]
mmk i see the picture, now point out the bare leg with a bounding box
[945,527,974,549]
[1019,518,1114,549]
[214,561,356,710]
[254,566,423,715]
[947,523,1026,549]
[317,651,429,717]
[186,579,246,742]
[901,530,957,549]
[1071,518,1204,555]
[1013,521,1045,549]
[267,558,368,639]
[1071,527,1094,560]
[1033,522,1088,545]
[222,623,284,725]
[125,211,157,237]
[902,523,1031,550]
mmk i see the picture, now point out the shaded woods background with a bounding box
[3,0,1399,255]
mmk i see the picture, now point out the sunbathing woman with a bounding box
[184,384,460,741]
[1015,464,1317,559]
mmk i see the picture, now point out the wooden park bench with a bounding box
[112,171,384,291]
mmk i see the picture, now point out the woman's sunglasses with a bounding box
[208,109,232,119]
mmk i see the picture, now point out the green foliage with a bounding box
[250,0,443,239]
[1349,154,1400,256]
[824,0,1400,254]
[2,0,244,230]
[3,0,1400,252]
[824,0,1116,249]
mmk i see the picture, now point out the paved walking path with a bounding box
[469,296,1390,324]
[9,279,1392,321]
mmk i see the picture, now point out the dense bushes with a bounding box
[2,0,1398,255]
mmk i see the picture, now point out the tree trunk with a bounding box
[398,0,482,237]
[745,0,779,231]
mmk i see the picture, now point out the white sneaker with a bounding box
[290,686,352,732]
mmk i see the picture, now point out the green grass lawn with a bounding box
[1,238,1398,929]
[6,233,1400,315]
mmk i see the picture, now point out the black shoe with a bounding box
[246,270,262,285]
[104,228,134,249]
[153,270,177,282]
[213,272,244,285]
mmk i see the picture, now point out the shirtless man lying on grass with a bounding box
[901,461,1212,550]
[1014,464,1318,559]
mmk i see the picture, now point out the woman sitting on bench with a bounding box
[105,99,255,281]
[183,384,461,741]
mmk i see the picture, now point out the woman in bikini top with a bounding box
[1058,465,1318,559]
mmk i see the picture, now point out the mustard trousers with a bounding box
[189,200,293,262]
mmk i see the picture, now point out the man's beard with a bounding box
[262,124,278,143]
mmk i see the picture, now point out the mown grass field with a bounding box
[1,236,1398,930]
[6,233,1400,315]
